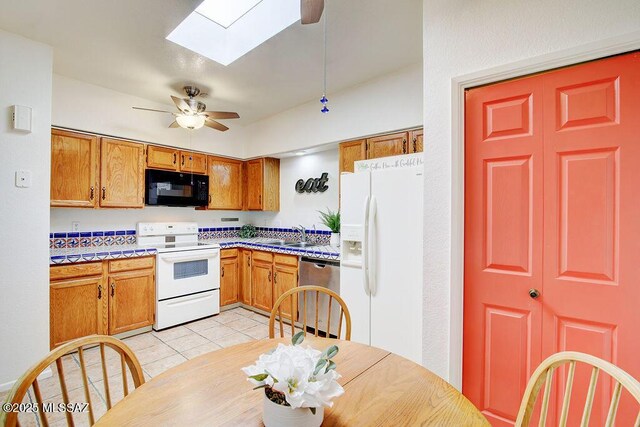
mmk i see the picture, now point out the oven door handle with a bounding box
[159,252,218,264]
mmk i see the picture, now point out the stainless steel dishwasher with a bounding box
[298,257,341,336]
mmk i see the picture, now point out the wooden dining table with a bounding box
[95,337,489,426]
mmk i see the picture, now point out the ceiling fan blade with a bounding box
[301,0,324,24]
[204,119,229,132]
[203,111,240,119]
[132,107,174,114]
[169,121,180,128]
[171,95,192,113]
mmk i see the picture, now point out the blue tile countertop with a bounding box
[202,238,340,262]
[50,238,340,265]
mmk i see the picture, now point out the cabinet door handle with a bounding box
[247,257,250,267]
[173,153,177,164]
[221,266,225,277]
[208,194,212,204]
[90,186,95,200]
[259,195,262,205]
[268,271,271,282]
[110,282,115,297]
[181,155,185,166]
[413,137,417,152]
[97,284,102,299]
[273,272,277,284]
[101,187,106,200]
[402,139,407,154]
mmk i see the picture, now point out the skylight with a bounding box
[167,0,300,66]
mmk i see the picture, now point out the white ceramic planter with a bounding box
[262,394,324,427]
[330,232,340,247]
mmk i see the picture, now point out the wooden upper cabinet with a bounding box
[180,151,207,174]
[246,158,280,211]
[146,145,179,171]
[410,129,423,153]
[50,129,99,208]
[366,131,409,159]
[339,139,366,174]
[100,138,145,208]
[208,156,243,210]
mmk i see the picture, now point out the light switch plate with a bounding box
[15,170,32,188]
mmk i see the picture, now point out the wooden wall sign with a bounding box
[295,173,329,193]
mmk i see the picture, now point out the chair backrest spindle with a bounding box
[515,351,640,427]
[269,285,351,341]
[0,335,145,427]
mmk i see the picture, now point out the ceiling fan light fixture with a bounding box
[176,114,206,129]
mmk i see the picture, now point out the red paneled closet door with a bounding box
[464,52,640,426]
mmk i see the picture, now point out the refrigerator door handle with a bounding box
[362,195,371,296]
[368,196,378,296]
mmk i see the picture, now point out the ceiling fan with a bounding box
[132,86,239,131]
[301,0,324,24]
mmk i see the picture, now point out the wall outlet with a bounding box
[72,222,80,231]
[15,170,32,188]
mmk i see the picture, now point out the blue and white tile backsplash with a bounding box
[50,230,136,249]
[50,225,332,248]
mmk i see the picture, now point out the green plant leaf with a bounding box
[253,384,268,390]
[322,345,339,359]
[292,331,305,345]
[318,208,340,233]
[313,358,327,375]
[249,373,268,382]
[310,407,317,415]
[325,360,336,372]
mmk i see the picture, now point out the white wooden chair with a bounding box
[269,285,351,340]
[515,351,640,426]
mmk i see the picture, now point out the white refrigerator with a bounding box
[340,159,423,363]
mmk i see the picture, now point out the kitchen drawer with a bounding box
[252,250,273,263]
[274,254,298,267]
[109,256,155,273]
[221,248,239,259]
[50,262,103,281]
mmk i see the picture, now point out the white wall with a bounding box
[243,64,422,157]
[422,0,640,388]
[0,30,52,388]
[50,208,250,233]
[51,74,251,232]
[53,74,245,158]
[246,149,339,229]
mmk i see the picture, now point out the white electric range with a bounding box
[137,222,220,330]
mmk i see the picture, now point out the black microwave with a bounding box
[145,169,209,207]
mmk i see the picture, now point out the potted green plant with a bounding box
[318,208,340,247]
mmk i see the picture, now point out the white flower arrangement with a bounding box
[242,332,345,413]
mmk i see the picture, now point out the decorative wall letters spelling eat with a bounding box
[295,172,329,193]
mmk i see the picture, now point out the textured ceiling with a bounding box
[0,0,422,124]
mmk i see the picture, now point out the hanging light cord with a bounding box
[320,2,329,113]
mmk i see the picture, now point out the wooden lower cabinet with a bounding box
[239,249,252,305]
[251,255,274,313]
[108,269,155,335]
[248,251,299,316]
[273,262,298,321]
[50,257,155,349]
[220,249,240,306]
[50,275,107,349]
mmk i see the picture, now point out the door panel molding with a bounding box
[448,31,640,390]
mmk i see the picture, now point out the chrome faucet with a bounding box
[292,225,307,242]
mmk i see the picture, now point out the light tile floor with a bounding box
[1,307,279,427]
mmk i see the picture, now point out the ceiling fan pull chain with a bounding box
[320,3,329,114]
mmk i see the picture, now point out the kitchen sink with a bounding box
[283,242,317,248]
